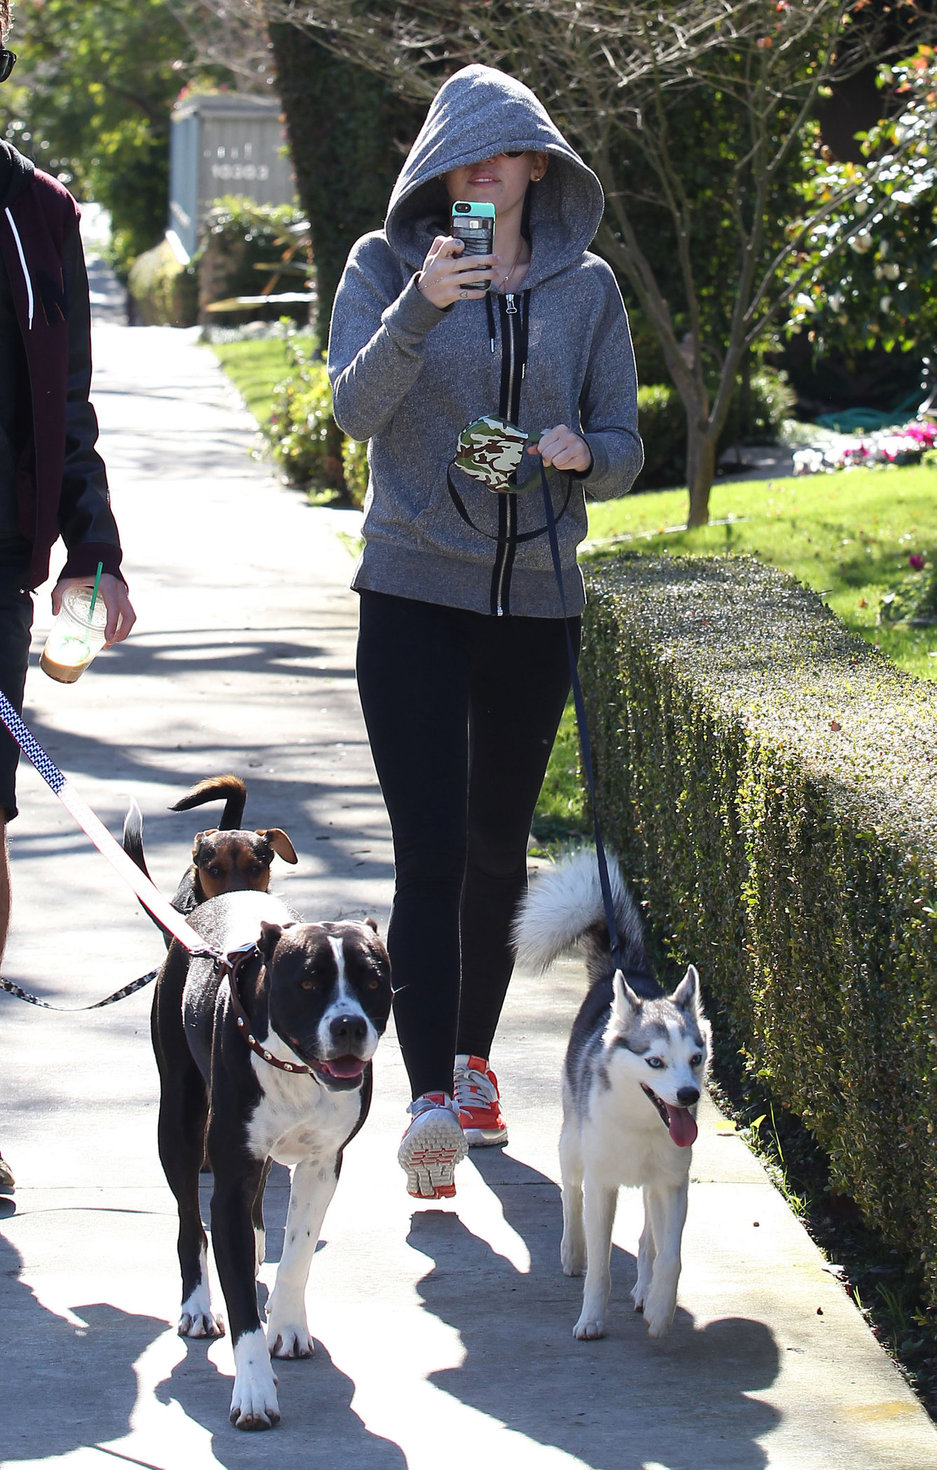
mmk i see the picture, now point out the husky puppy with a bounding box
[514,850,710,1341]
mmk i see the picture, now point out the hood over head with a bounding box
[385,65,604,287]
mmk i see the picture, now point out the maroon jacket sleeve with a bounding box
[2,164,124,589]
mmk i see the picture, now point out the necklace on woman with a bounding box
[498,239,528,292]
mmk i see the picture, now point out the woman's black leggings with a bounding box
[356,589,580,1099]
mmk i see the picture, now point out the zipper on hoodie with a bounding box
[490,290,529,616]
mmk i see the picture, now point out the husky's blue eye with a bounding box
[690,1053,703,1067]
[646,1057,664,1069]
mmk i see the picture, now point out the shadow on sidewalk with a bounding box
[147,1170,407,1465]
[411,1153,781,1470]
[0,1224,166,1463]
[155,1334,407,1466]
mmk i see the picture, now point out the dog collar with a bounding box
[224,945,313,1075]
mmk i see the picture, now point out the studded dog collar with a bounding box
[224,944,313,1075]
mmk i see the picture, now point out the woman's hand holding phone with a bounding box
[417,234,498,308]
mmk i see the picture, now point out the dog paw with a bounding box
[642,1290,676,1339]
[230,1331,280,1430]
[560,1243,585,1277]
[267,1325,315,1359]
[229,1394,280,1431]
[572,1316,605,1341]
[178,1309,225,1338]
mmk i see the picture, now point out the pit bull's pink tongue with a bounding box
[667,1106,698,1148]
[322,1056,365,1079]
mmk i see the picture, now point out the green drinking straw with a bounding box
[88,561,103,616]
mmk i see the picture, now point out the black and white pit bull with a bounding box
[151,889,392,1430]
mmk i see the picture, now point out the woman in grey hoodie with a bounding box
[328,65,643,1200]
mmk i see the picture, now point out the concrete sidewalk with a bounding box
[0,294,935,1469]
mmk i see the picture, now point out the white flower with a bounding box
[880,295,892,314]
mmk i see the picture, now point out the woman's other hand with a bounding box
[527,426,593,475]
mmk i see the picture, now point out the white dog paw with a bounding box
[267,1323,315,1359]
[560,1245,585,1277]
[573,1316,605,1341]
[178,1308,225,1338]
[230,1330,280,1430]
[177,1283,224,1339]
[642,1290,676,1339]
[644,1311,674,1339]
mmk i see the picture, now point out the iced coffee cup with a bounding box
[39,585,109,683]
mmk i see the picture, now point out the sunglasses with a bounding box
[0,50,16,84]
[503,150,526,159]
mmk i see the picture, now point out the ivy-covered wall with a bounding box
[581,553,937,1302]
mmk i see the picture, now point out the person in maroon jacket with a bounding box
[0,1,135,1190]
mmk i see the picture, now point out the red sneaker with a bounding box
[454,1055,508,1147]
[397,1092,468,1199]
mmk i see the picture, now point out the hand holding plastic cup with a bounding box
[40,582,108,683]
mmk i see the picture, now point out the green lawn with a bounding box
[210,336,310,425]
[533,461,937,844]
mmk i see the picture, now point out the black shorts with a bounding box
[0,558,34,822]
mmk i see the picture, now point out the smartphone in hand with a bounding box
[451,200,495,292]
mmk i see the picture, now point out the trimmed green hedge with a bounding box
[581,553,937,1301]
[127,237,198,327]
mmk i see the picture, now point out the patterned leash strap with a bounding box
[0,967,160,1012]
[0,689,221,1008]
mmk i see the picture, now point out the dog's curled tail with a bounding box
[122,798,151,880]
[170,774,247,829]
[513,848,640,972]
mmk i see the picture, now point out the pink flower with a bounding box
[909,554,925,570]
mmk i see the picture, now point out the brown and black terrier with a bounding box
[123,775,297,942]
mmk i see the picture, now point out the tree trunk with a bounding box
[685,422,719,529]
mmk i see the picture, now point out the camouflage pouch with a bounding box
[455,415,531,491]
[447,414,572,545]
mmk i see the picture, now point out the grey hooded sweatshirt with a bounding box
[328,65,643,618]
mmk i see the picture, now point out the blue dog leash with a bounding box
[538,459,623,969]
[0,689,221,1010]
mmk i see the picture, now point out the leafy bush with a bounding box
[127,237,198,326]
[341,436,369,510]
[264,334,337,488]
[724,369,798,446]
[197,196,312,326]
[635,384,686,486]
[581,553,937,1305]
[636,370,795,488]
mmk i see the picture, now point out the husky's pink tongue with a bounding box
[667,1106,698,1148]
